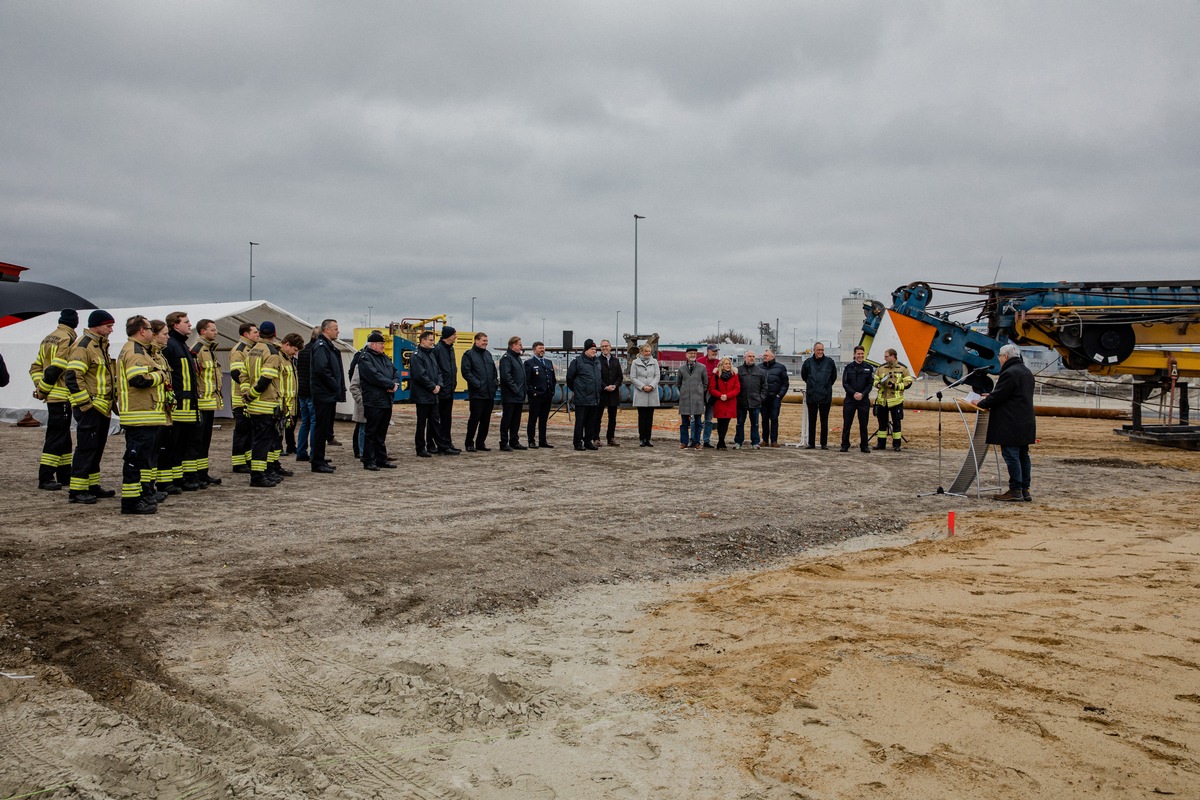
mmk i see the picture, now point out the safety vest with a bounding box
[192,338,224,411]
[246,342,283,416]
[873,362,913,408]
[228,337,255,409]
[29,323,76,402]
[65,331,116,416]
[279,354,298,417]
[117,340,169,426]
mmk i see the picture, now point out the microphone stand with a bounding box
[921,368,987,496]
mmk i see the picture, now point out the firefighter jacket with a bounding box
[191,338,224,411]
[246,342,283,416]
[165,328,199,423]
[279,353,298,419]
[152,345,174,424]
[29,323,77,402]
[117,340,170,426]
[873,362,913,408]
[228,337,256,409]
[64,331,116,416]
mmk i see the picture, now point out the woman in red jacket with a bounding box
[708,357,740,450]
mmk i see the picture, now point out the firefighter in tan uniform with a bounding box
[275,332,304,480]
[148,320,176,497]
[245,325,285,487]
[29,309,78,490]
[873,348,914,451]
[228,322,260,473]
[190,318,224,486]
[63,310,117,504]
[117,316,168,515]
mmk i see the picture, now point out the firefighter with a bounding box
[162,310,203,491]
[190,318,223,485]
[228,322,259,473]
[247,321,292,480]
[245,324,285,487]
[276,333,304,476]
[117,316,168,515]
[29,309,78,490]
[873,348,913,451]
[63,310,117,504]
[148,320,176,497]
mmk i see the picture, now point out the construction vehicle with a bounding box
[860,281,1200,447]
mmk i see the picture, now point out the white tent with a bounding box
[0,300,356,423]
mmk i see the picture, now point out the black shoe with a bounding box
[476,445,491,451]
[465,444,476,452]
[716,443,727,450]
[499,444,513,452]
[527,441,539,449]
[416,450,432,458]
[250,473,276,487]
[607,439,621,447]
[38,480,63,491]
[68,492,97,505]
[180,480,203,492]
[204,475,223,485]
[839,446,850,452]
[441,446,462,455]
[89,486,117,498]
[861,447,871,453]
[892,442,901,451]
[232,465,252,474]
[702,443,714,449]
[312,463,337,473]
[328,439,343,447]
[363,462,380,471]
[1022,489,1033,502]
[539,442,554,449]
[121,498,157,515]
[645,440,653,447]
[820,445,828,450]
[639,441,649,447]
[874,441,887,451]
[296,454,310,462]
[379,461,398,469]
[163,483,183,496]
[574,444,585,451]
[805,445,816,450]
[510,442,527,450]
[275,466,295,477]
[584,442,599,451]
[149,491,168,504]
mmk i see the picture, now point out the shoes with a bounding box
[163,483,183,496]
[180,480,203,491]
[716,443,727,450]
[1022,489,1033,502]
[379,461,398,469]
[38,480,63,491]
[680,443,689,449]
[296,454,310,462]
[284,448,297,456]
[820,445,828,450]
[861,447,871,454]
[363,462,380,471]
[312,463,337,473]
[146,490,168,504]
[752,444,760,450]
[232,465,252,474]
[439,447,461,456]
[328,439,343,447]
[274,466,295,477]
[539,442,554,449]
[499,444,512,452]
[805,445,815,450]
[121,498,157,515]
[607,439,620,447]
[892,442,902,451]
[476,445,491,452]
[584,442,599,451]
[527,441,539,449]
[645,440,654,447]
[702,443,714,449]
[89,486,116,498]
[68,492,97,504]
[639,441,649,447]
[692,444,702,450]
[574,444,585,451]
[874,441,887,451]
[510,442,527,451]
[734,443,742,450]
[839,446,850,452]
[465,444,476,452]
[202,473,222,486]
[250,473,276,487]
[415,450,432,458]
[992,490,1024,502]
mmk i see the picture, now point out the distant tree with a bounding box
[700,329,751,345]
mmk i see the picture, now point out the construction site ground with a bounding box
[1,401,1198,799]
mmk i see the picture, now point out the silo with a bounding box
[838,288,873,359]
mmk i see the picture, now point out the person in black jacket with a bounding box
[498,336,527,451]
[410,329,458,457]
[735,351,765,449]
[433,327,459,452]
[309,319,347,472]
[566,339,603,450]
[598,340,623,446]
[460,331,498,452]
[524,341,556,448]
[800,342,838,450]
[163,311,203,491]
[294,327,319,462]
[760,349,789,447]
[357,331,400,470]
[973,344,1036,502]
[839,345,874,453]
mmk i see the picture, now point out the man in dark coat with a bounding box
[759,349,789,447]
[839,345,875,453]
[800,342,838,449]
[498,336,527,451]
[524,341,556,448]
[735,351,765,449]
[411,329,458,457]
[294,327,319,462]
[566,339,602,451]
[975,344,1036,502]
[162,311,202,491]
[598,339,624,446]
[309,319,347,472]
[357,331,400,470]
[460,331,498,452]
[433,327,459,452]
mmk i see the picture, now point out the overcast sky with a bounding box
[3,1,1198,351]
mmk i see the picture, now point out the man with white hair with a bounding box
[973,343,1036,501]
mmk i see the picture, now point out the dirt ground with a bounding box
[1,401,1198,799]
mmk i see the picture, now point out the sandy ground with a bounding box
[1,401,1198,799]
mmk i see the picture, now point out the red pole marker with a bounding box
[948,511,956,536]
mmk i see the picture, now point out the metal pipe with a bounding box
[780,394,1127,419]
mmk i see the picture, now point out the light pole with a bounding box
[633,214,645,338]
[368,306,373,327]
[615,310,621,345]
[249,242,259,300]
[717,319,721,342]
[541,317,546,342]
[471,297,477,331]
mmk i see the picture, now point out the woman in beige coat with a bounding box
[629,344,661,446]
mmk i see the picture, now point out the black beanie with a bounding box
[88,310,115,327]
[440,326,457,340]
[367,331,386,343]
[58,309,79,327]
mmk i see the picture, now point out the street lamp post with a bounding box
[541,317,546,342]
[471,297,477,331]
[368,306,373,327]
[249,242,259,300]
[717,319,721,342]
[616,310,620,345]
[633,214,645,338]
